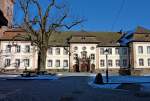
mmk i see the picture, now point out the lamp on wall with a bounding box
[104,48,109,83]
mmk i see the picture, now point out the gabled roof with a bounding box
[135,26,150,34]
[0,29,122,46]
[132,26,150,42]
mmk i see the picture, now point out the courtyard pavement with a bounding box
[0,73,150,101]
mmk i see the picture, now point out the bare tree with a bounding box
[15,0,84,72]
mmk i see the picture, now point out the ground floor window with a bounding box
[116,60,120,67]
[24,59,30,67]
[55,60,60,67]
[148,59,150,66]
[123,59,127,67]
[100,60,105,67]
[63,60,68,67]
[139,58,144,66]
[47,60,53,67]
[15,59,20,67]
[108,60,112,67]
[4,59,11,67]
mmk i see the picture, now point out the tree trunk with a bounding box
[37,47,47,72]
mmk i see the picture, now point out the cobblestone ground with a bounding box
[0,73,150,101]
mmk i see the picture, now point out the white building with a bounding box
[1,27,150,74]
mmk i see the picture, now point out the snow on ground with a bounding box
[88,75,150,92]
[0,74,58,80]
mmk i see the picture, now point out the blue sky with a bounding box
[14,0,150,32]
[67,0,150,32]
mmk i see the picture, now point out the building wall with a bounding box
[0,41,38,70]
[132,42,150,68]
[70,43,97,69]
[46,47,69,69]
[98,47,129,69]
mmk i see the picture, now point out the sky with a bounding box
[14,0,150,32]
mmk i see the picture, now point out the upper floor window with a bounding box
[63,48,68,55]
[48,48,53,55]
[108,60,112,67]
[100,48,104,55]
[100,60,105,67]
[47,60,52,67]
[6,45,11,53]
[24,59,30,67]
[90,54,95,60]
[108,48,112,55]
[139,58,144,66]
[81,51,87,59]
[138,46,143,54]
[74,54,78,60]
[15,59,20,67]
[116,60,120,67]
[122,48,127,55]
[55,48,60,55]
[25,45,30,53]
[4,59,11,67]
[15,45,21,53]
[147,46,150,54]
[55,60,60,67]
[63,60,68,67]
[115,48,119,54]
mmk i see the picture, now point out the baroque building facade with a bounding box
[1,28,150,74]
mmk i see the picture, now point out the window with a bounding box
[55,48,60,55]
[82,46,86,50]
[123,59,127,67]
[100,48,104,54]
[15,45,21,53]
[63,60,68,67]
[25,45,30,53]
[116,60,120,67]
[108,48,112,54]
[148,59,150,66]
[4,59,11,67]
[47,60,52,67]
[63,48,68,55]
[139,59,144,66]
[115,48,119,54]
[74,46,78,50]
[100,60,105,67]
[122,48,127,55]
[91,46,95,50]
[6,45,11,53]
[48,48,53,55]
[90,54,95,60]
[108,60,112,67]
[55,60,60,67]
[24,59,30,67]
[147,46,150,54]
[74,54,78,60]
[15,59,20,67]
[138,46,143,54]
[81,51,87,59]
